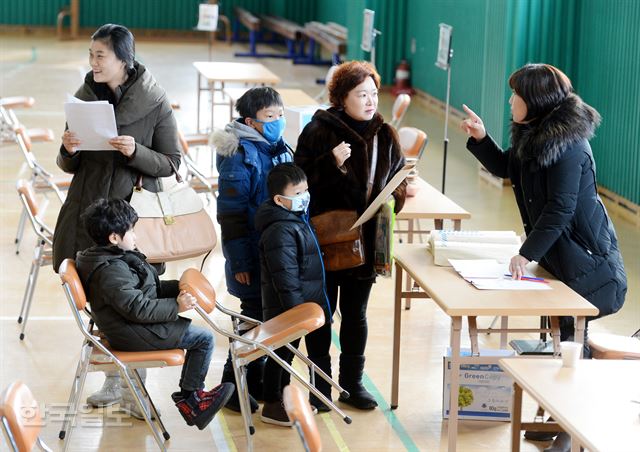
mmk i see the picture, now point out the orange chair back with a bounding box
[391,94,411,123]
[16,179,39,217]
[58,259,88,311]
[398,127,428,160]
[283,385,322,452]
[179,268,216,314]
[0,381,43,452]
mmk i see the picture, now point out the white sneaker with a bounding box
[87,375,122,408]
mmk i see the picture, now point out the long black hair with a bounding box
[92,24,135,69]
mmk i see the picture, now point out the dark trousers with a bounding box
[326,271,374,357]
[222,296,264,382]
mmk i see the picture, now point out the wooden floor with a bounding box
[1,34,638,452]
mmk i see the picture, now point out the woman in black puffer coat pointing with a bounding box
[461,63,627,345]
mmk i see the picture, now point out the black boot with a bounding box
[246,356,266,401]
[338,354,377,410]
[221,355,259,413]
[308,354,333,412]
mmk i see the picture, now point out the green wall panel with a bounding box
[1,0,68,26]
[575,0,640,204]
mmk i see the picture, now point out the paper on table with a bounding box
[351,162,416,230]
[64,94,117,151]
[449,259,552,291]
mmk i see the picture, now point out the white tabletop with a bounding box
[193,61,281,84]
[397,177,471,221]
[393,244,599,317]
[499,358,640,452]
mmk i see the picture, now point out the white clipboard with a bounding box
[350,162,416,230]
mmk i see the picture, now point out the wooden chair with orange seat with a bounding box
[0,96,55,145]
[283,384,322,452]
[395,126,428,240]
[177,129,218,199]
[389,94,411,129]
[13,127,71,254]
[57,259,186,452]
[179,268,351,452]
[15,179,55,341]
[0,381,52,452]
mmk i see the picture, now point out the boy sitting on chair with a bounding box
[75,198,234,429]
[254,163,333,425]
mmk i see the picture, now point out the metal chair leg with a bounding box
[132,368,171,441]
[19,253,42,340]
[231,354,254,452]
[122,368,167,451]
[14,207,27,254]
[61,345,90,452]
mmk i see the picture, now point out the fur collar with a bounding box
[511,93,600,169]
[312,107,385,143]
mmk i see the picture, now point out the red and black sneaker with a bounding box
[175,383,235,430]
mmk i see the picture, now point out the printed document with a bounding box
[449,259,552,291]
[64,95,117,150]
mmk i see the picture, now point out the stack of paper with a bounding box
[449,259,551,291]
[64,94,118,151]
[429,230,521,266]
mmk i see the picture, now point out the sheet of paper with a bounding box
[351,162,416,230]
[448,259,552,290]
[64,95,117,151]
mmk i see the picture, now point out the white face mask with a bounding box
[280,191,310,213]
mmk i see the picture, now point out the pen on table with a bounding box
[503,274,549,283]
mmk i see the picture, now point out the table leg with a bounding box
[391,260,403,409]
[404,219,415,310]
[511,383,523,452]
[570,437,581,452]
[197,73,202,133]
[575,316,586,357]
[500,316,509,349]
[453,219,461,231]
[550,316,561,357]
[468,316,479,356]
[448,316,462,452]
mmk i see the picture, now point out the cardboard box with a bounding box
[442,348,514,421]
[283,105,325,148]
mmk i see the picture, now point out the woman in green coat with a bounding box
[53,23,181,272]
[52,23,181,417]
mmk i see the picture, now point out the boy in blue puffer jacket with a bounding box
[211,87,292,411]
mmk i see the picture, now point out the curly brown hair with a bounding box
[328,61,381,108]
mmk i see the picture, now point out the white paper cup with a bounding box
[560,341,582,367]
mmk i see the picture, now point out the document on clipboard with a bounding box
[350,162,416,230]
[63,94,118,151]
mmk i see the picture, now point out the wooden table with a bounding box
[193,61,281,132]
[395,177,471,307]
[391,244,599,452]
[499,358,640,452]
[221,88,318,121]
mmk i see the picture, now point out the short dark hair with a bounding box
[91,24,135,69]
[267,163,307,197]
[508,63,572,121]
[235,87,283,119]
[329,61,381,108]
[81,198,138,246]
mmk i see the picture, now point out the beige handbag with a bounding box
[129,159,217,263]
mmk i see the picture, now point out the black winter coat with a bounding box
[467,94,626,318]
[75,245,190,351]
[255,200,330,322]
[294,108,407,279]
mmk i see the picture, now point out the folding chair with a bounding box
[283,385,322,452]
[177,129,218,199]
[58,259,186,452]
[13,127,70,254]
[398,126,427,164]
[1,381,52,452]
[15,179,54,341]
[1,96,55,145]
[314,65,338,103]
[389,94,411,129]
[179,268,351,452]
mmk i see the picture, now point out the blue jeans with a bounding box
[176,325,215,391]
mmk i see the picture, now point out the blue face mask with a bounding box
[254,117,286,143]
[280,191,310,213]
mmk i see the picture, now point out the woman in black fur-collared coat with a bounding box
[295,61,406,411]
[462,64,627,345]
